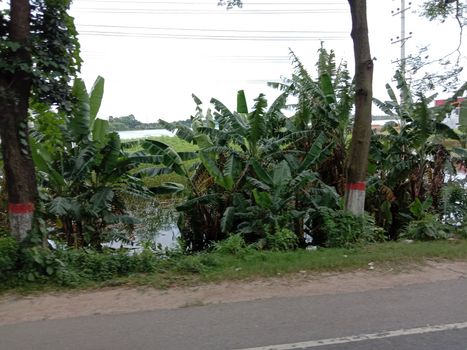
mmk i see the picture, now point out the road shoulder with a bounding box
[0,260,466,326]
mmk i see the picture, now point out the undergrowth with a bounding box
[1,238,466,294]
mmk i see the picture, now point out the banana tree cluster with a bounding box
[145,50,466,249]
[145,79,345,250]
[368,73,467,239]
[30,77,155,248]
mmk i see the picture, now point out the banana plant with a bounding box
[138,138,198,193]
[152,53,353,249]
[30,76,156,248]
[368,75,466,239]
[267,47,354,195]
[232,132,334,239]
[148,90,292,249]
[150,49,354,250]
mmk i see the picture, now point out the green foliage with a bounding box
[30,77,156,248]
[0,237,19,281]
[0,0,82,110]
[4,246,161,287]
[402,214,449,241]
[175,254,220,274]
[409,198,432,220]
[212,234,248,255]
[3,240,467,292]
[421,1,465,22]
[19,246,70,284]
[68,249,155,281]
[265,227,298,251]
[402,197,449,241]
[319,209,385,248]
[441,181,467,233]
[150,48,356,251]
[368,73,466,239]
[270,47,352,196]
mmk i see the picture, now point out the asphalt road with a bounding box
[1,278,467,350]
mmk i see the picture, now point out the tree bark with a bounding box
[0,0,37,241]
[345,0,374,215]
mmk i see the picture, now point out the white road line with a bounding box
[235,321,467,350]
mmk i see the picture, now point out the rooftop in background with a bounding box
[435,98,465,107]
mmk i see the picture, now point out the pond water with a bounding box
[103,224,180,252]
[153,225,180,249]
[103,204,181,252]
[117,129,174,140]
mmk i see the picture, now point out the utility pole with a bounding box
[400,0,407,79]
[391,1,412,113]
[391,1,412,79]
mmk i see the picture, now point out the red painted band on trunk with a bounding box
[8,203,35,214]
[346,182,366,191]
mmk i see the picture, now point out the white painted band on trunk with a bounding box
[235,321,467,350]
[344,188,366,215]
[9,212,34,241]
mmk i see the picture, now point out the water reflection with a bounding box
[104,199,181,252]
[151,225,180,249]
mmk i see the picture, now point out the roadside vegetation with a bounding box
[1,5,466,293]
[2,237,467,294]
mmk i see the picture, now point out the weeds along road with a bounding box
[1,270,467,350]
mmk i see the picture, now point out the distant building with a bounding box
[435,98,465,129]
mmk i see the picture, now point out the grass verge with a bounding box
[1,240,467,295]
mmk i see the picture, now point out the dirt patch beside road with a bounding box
[1,260,466,326]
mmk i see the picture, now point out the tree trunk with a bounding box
[0,0,37,241]
[344,0,374,215]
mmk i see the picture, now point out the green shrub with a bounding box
[212,234,248,255]
[265,228,298,251]
[402,214,449,240]
[321,209,385,248]
[175,254,220,274]
[0,236,19,280]
[8,246,161,286]
[135,250,159,273]
[70,249,159,281]
[176,255,207,274]
[459,226,467,239]
[442,182,467,234]
[18,247,68,283]
[401,198,450,241]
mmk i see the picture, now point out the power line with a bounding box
[76,23,347,34]
[79,51,293,62]
[78,30,346,41]
[74,8,347,14]
[77,0,346,5]
[80,51,292,63]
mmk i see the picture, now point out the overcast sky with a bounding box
[69,0,466,123]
